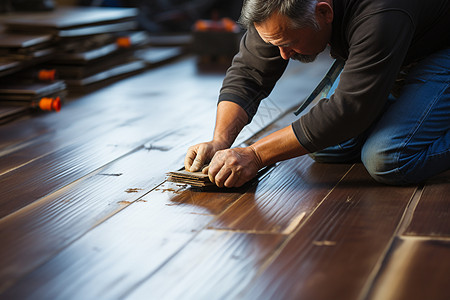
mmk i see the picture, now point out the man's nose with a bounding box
[278,47,293,60]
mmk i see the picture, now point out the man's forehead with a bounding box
[254,13,292,44]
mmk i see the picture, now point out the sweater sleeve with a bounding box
[219,25,289,123]
[292,10,415,152]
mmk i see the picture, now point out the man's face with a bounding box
[254,9,332,63]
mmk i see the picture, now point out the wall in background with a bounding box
[56,0,78,5]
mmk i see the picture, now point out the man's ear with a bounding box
[316,2,334,24]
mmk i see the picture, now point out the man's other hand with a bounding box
[184,141,228,172]
[204,146,263,188]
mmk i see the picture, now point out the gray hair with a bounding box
[239,0,319,30]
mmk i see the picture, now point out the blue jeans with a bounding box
[310,48,450,185]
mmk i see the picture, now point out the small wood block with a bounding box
[167,169,213,187]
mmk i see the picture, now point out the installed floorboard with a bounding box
[403,171,450,237]
[365,237,450,300]
[240,164,417,300]
[0,181,253,299]
[0,128,211,292]
[125,230,285,300]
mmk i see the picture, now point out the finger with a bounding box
[202,165,209,174]
[214,167,232,188]
[224,172,239,188]
[207,157,221,185]
[184,148,197,171]
[190,149,207,172]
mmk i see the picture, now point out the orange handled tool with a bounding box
[38,97,61,112]
[38,69,57,81]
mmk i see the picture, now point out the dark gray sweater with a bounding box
[218,0,450,152]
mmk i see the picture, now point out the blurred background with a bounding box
[0,0,245,120]
[0,0,244,34]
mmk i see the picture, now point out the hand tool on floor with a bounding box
[293,58,345,116]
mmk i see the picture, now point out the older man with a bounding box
[184,0,450,187]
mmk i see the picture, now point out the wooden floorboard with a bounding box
[0,180,257,299]
[0,153,347,299]
[365,237,450,300]
[239,164,417,300]
[403,171,450,237]
[125,230,285,300]
[0,132,209,293]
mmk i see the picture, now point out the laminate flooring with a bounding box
[0,53,448,300]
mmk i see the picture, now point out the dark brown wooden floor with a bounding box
[0,53,449,300]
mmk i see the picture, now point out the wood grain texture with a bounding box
[239,164,416,300]
[0,181,251,299]
[0,131,212,293]
[403,170,450,237]
[125,230,285,300]
[1,52,386,300]
[209,156,352,233]
[0,58,222,218]
[366,237,450,300]
[0,55,327,218]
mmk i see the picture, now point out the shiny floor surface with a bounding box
[0,54,449,300]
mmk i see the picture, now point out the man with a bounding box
[184,0,450,188]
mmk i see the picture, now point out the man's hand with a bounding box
[184,140,228,172]
[204,146,263,188]
[185,101,249,172]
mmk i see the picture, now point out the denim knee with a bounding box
[361,143,408,185]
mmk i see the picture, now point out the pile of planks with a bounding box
[167,169,214,188]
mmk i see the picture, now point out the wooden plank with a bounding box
[209,156,352,233]
[124,231,284,300]
[0,181,251,299]
[1,6,138,30]
[0,31,52,49]
[365,237,450,300]
[403,170,450,237]
[239,164,416,300]
[0,123,206,218]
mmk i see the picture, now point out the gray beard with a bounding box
[291,53,318,63]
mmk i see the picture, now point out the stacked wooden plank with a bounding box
[0,6,148,91]
[167,169,214,187]
[0,29,54,77]
[0,6,186,121]
[0,27,65,120]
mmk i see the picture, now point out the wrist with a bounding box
[211,138,231,150]
[248,145,264,170]
[249,126,307,167]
